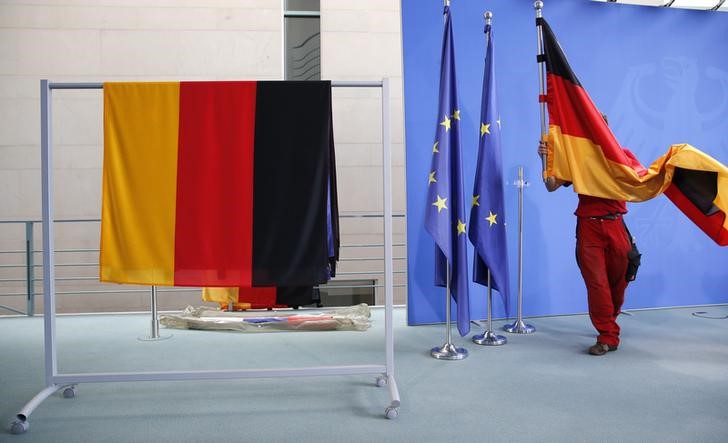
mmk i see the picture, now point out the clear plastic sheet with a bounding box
[159,303,371,332]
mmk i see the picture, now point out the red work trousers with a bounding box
[576,217,631,347]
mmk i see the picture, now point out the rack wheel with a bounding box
[62,386,77,398]
[375,376,387,387]
[10,419,29,434]
[384,407,399,420]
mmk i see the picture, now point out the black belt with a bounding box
[588,213,622,220]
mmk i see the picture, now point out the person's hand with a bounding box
[537,140,548,157]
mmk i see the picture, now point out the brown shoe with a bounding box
[588,342,618,356]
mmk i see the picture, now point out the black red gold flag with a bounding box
[101,81,340,286]
[538,17,728,246]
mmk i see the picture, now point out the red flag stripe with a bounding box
[547,73,637,169]
[664,183,728,246]
[174,81,257,286]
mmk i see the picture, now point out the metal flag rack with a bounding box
[10,78,400,434]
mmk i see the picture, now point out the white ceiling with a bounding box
[592,0,728,11]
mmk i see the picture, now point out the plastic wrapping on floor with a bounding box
[159,303,371,332]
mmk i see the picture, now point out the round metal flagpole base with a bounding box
[430,343,468,360]
[472,330,507,346]
[503,319,535,334]
[137,333,172,342]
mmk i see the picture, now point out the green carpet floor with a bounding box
[1,305,727,442]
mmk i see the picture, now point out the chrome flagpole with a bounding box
[504,3,544,334]
[430,0,467,360]
[431,262,468,359]
[472,269,507,345]
[138,286,172,341]
[504,166,535,334]
[534,1,548,183]
[472,11,507,347]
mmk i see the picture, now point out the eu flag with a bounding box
[468,22,510,316]
[424,5,469,337]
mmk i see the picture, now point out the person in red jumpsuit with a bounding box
[538,133,632,356]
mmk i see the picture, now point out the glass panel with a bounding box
[285,17,320,81]
[607,1,671,6]
[285,0,320,12]
[596,0,726,9]
[671,0,721,8]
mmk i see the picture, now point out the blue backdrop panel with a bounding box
[403,0,728,325]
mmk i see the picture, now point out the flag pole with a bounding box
[472,11,506,347]
[535,0,548,183]
[430,0,467,361]
[138,286,172,342]
[504,166,535,334]
[431,262,468,359]
[472,270,508,346]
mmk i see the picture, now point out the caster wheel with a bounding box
[10,419,29,434]
[385,407,399,420]
[62,386,77,399]
[375,376,387,387]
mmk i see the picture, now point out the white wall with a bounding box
[321,0,407,304]
[0,0,407,313]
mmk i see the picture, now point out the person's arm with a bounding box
[538,140,567,192]
[543,176,566,192]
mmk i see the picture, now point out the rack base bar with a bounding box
[16,385,62,421]
[52,364,388,384]
[386,374,401,407]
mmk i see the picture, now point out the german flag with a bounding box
[538,17,728,246]
[101,81,339,286]
[201,286,316,309]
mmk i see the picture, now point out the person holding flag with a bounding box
[424,2,470,338]
[535,15,634,356]
[534,4,728,354]
[538,116,632,357]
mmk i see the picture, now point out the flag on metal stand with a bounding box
[468,19,510,317]
[424,4,470,336]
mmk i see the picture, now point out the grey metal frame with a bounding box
[10,78,399,433]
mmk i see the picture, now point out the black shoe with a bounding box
[588,342,618,356]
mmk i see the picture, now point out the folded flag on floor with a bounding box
[424,5,470,336]
[538,17,728,246]
[468,19,511,316]
[159,304,372,332]
[101,81,340,286]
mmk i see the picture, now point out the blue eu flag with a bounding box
[424,5,469,337]
[468,23,510,316]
